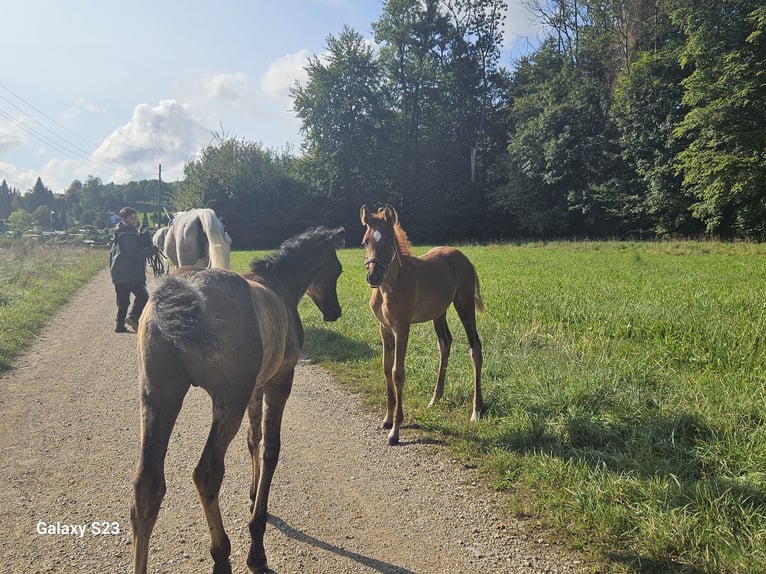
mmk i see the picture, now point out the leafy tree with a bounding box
[671,0,766,235]
[612,44,703,236]
[292,26,393,233]
[77,176,106,218]
[369,0,510,239]
[6,209,33,237]
[495,41,641,236]
[33,205,53,230]
[439,0,508,183]
[374,0,462,237]
[175,135,314,248]
[64,180,84,222]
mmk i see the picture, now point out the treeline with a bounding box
[177,0,766,245]
[0,176,174,234]
[5,0,765,246]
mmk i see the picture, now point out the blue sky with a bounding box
[0,1,544,193]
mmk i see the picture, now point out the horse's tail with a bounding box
[473,266,485,314]
[197,209,231,269]
[151,277,211,350]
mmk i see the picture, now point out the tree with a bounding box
[175,135,314,248]
[6,209,33,237]
[495,41,641,237]
[33,205,53,230]
[671,0,766,235]
[80,176,106,212]
[442,0,508,183]
[370,0,510,239]
[25,178,54,214]
[292,26,392,232]
[0,179,15,220]
[612,43,703,236]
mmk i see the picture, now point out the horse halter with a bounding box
[363,231,403,280]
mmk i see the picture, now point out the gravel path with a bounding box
[0,268,597,573]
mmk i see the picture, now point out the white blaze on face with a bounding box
[373,230,382,243]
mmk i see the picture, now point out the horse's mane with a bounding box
[392,221,413,257]
[249,227,342,274]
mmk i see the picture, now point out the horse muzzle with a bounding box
[322,307,342,322]
[364,257,388,288]
[366,271,383,288]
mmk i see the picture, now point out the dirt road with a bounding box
[0,269,594,573]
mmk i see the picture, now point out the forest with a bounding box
[2,0,765,248]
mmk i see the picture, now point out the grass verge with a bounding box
[0,243,106,372]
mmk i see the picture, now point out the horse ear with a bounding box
[360,205,370,225]
[383,204,398,224]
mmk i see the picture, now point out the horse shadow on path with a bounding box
[267,515,415,574]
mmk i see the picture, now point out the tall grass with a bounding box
[0,243,106,371]
[235,241,766,572]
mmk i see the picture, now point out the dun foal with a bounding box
[131,226,345,574]
[360,205,484,445]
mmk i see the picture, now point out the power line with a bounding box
[0,82,101,149]
[0,83,116,176]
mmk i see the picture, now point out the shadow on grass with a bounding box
[431,397,765,573]
[304,327,375,363]
[606,553,706,574]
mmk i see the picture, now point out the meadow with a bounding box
[0,242,105,371]
[237,241,766,573]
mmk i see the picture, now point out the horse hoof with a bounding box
[381,420,393,430]
[387,435,399,446]
[212,560,233,574]
[470,410,481,422]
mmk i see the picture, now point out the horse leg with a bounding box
[455,302,483,422]
[193,398,247,574]
[246,386,265,513]
[429,313,452,408]
[388,325,410,446]
[380,324,396,430]
[131,378,188,574]
[247,372,294,574]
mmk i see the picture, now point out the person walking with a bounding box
[109,207,157,333]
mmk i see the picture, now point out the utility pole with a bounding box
[157,163,162,229]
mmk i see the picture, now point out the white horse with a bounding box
[162,208,232,270]
[152,226,169,254]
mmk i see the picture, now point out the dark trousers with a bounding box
[114,281,149,326]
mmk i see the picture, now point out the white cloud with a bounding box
[0,160,19,183]
[61,98,107,123]
[92,100,211,182]
[0,121,25,155]
[260,50,311,100]
[204,72,254,102]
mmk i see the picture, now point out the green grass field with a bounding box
[0,243,106,371]
[237,241,766,573]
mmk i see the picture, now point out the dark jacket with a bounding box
[109,222,156,285]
